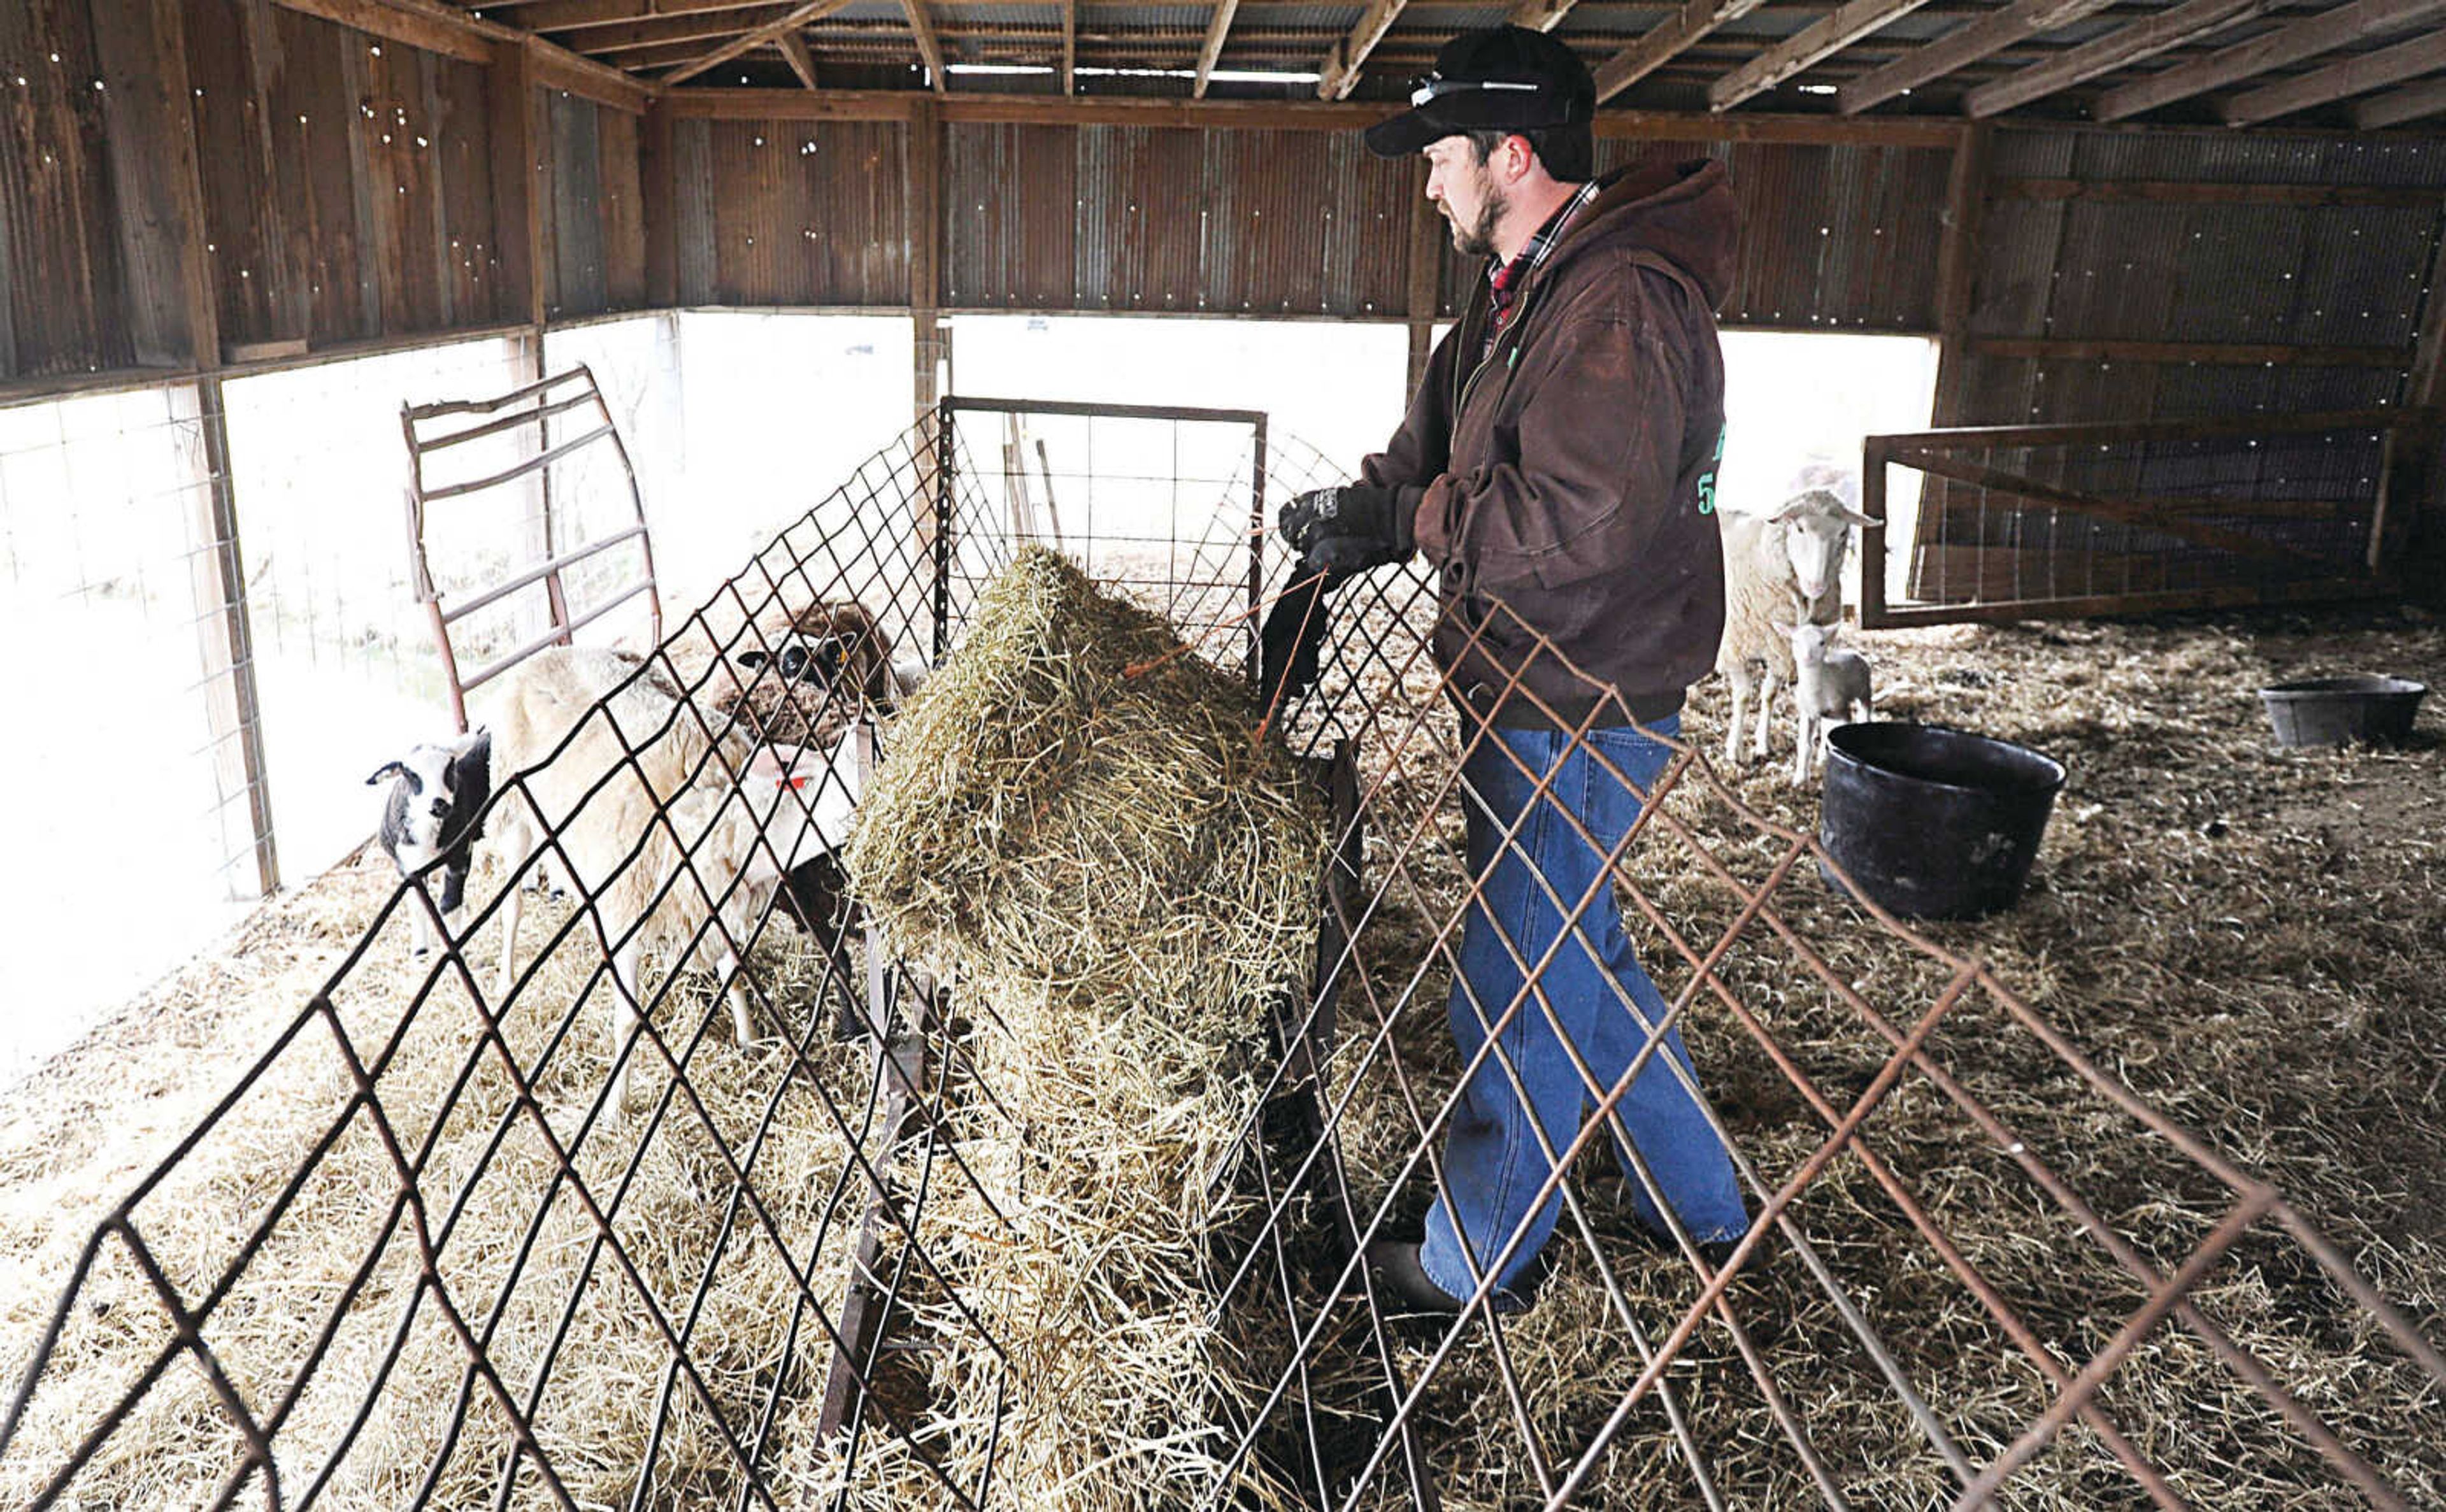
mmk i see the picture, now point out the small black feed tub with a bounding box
[2257,674,2426,748]
[1819,722,2066,922]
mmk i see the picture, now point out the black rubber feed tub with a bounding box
[2257,674,2427,748]
[1819,722,2066,921]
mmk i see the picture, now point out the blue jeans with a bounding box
[1419,716,1749,1300]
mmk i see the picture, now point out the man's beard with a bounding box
[1448,183,1506,258]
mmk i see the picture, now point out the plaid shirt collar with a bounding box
[1485,178,1601,341]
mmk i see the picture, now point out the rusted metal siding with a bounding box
[0,0,133,379]
[948,123,1410,315]
[540,90,647,319]
[185,1,510,351]
[1960,125,2446,428]
[685,118,909,306]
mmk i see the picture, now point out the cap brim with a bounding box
[1362,108,1449,157]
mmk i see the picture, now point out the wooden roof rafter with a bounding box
[2222,27,2446,124]
[1837,0,2117,113]
[775,27,820,85]
[2092,0,2446,121]
[2354,75,2446,129]
[510,0,782,34]
[659,0,861,84]
[1593,0,1770,105]
[1708,0,1938,111]
[1507,0,1584,35]
[1959,0,2273,118]
[1194,0,1243,97]
[564,6,800,53]
[898,0,953,92]
[269,0,653,108]
[1317,0,1413,101]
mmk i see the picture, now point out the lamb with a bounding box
[672,598,924,748]
[366,731,492,955]
[1778,613,1874,785]
[478,645,864,1112]
[1713,485,1879,767]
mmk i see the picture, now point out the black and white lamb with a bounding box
[366,731,492,955]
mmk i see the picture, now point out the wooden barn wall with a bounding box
[669,117,909,308]
[1957,127,2446,427]
[183,1,503,350]
[943,124,1415,317]
[0,0,135,380]
[541,89,646,320]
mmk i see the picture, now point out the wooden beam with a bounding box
[1316,0,1412,101]
[1838,0,2115,114]
[2094,0,2446,122]
[1509,0,1585,34]
[1928,122,1987,428]
[270,0,653,110]
[487,39,547,328]
[271,0,493,62]
[642,101,678,304]
[1062,0,1076,94]
[1708,0,1937,111]
[1194,0,1243,97]
[660,0,861,84]
[1991,176,2442,208]
[1970,337,2414,366]
[1594,0,1768,104]
[528,38,657,108]
[509,0,781,29]
[2354,74,2446,129]
[775,29,820,85]
[1962,0,2271,117]
[565,6,797,52]
[657,87,1966,143]
[899,0,951,92]
[2222,28,2446,124]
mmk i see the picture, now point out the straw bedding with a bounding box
[842,544,1329,1509]
[0,862,883,1511]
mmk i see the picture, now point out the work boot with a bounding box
[1362,1239,1529,1317]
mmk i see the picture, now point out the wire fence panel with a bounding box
[3,403,2441,1511]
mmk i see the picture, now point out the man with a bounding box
[1275,25,1749,1314]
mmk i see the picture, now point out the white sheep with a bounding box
[1714,486,1879,767]
[1778,613,1873,786]
[478,646,861,1113]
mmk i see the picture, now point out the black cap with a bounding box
[1362,26,1596,159]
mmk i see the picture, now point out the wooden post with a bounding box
[1929,122,1989,429]
[1404,159,1440,401]
[2371,203,2446,579]
[95,0,282,894]
[487,39,546,331]
[908,99,943,425]
[641,100,679,309]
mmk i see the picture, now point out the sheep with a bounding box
[366,731,492,956]
[477,646,865,1112]
[671,598,923,749]
[1713,486,1880,767]
[1777,612,1874,786]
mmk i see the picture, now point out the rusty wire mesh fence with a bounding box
[4,399,2443,1511]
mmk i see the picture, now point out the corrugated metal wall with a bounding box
[1963,127,2446,426]
[0,0,135,380]
[543,90,648,320]
[671,117,910,307]
[184,1,506,350]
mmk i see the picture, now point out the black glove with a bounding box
[1259,563,1346,713]
[1279,483,1406,559]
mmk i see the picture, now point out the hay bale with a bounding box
[844,545,1327,1508]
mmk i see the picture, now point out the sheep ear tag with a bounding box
[748,741,813,790]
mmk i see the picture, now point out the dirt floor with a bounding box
[2,599,2442,1508]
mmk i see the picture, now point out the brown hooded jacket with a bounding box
[1362,153,1736,731]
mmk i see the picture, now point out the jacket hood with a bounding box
[1543,153,1737,310]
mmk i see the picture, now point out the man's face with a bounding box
[1424,136,1506,259]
